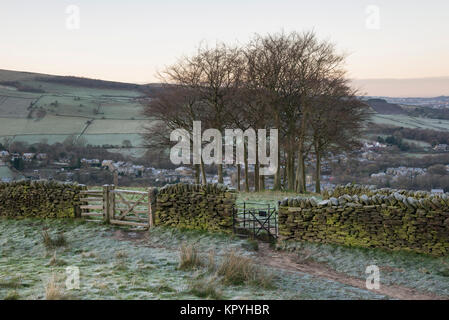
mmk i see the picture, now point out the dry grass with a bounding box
[48,252,67,266]
[45,274,66,300]
[207,250,216,272]
[42,230,67,249]
[178,243,203,270]
[217,251,274,288]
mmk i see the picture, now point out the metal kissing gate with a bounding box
[232,202,278,240]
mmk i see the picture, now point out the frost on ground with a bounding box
[2,217,442,300]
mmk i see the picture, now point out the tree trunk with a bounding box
[296,151,303,193]
[287,146,295,191]
[273,147,281,190]
[254,153,260,192]
[314,142,321,193]
[282,151,287,190]
[237,164,241,191]
[244,142,249,192]
[217,164,223,184]
[194,164,200,184]
[301,154,306,193]
[200,157,207,185]
[259,168,265,191]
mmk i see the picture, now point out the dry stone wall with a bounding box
[0,181,84,218]
[154,183,236,233]
[279,185,449,256]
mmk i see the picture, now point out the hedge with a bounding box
[279,186,449,256]
[0,180,84,218]
[154,183,236,233]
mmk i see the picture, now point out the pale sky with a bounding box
[1,0,449,95]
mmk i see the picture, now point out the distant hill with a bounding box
[0,69,157,153]
[364,98,406,115]
[0,69,148,93]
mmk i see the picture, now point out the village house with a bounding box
[36,153,47,160]
[81,158,101,167]
[22,153,35,161]
[433,144,449,152]
[0,150,10,158]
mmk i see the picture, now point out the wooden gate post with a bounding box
[109,184,115,222]
[148,187,156,228]
[103,185,111,224]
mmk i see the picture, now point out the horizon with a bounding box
[1,0,449,97]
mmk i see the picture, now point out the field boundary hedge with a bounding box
[279,185,449,256]
[154,183,236,233]
[0,180,84,218]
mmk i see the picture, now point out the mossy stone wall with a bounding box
[279,186,449,256]
[154,183,236,233]
[0,181,84,218]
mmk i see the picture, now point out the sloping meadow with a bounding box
[279,184,449,256]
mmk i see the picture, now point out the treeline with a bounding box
[367,123,449,146]
[143,31,370,192]
[0,81,46,93]
[377,125,449,146]
[405,106,449,120]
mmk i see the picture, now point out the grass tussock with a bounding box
[115,250,128,259]
[45,274,67,300]
[42,230,67,249]
[48,252,67,266]
[4,290,20,300]
[217,251,275,289]
[178,243,203,270]
[188,277,223,300]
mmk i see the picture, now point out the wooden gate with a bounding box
[79,185,155,229]
[79,188,104,220]
[108,188,153,228]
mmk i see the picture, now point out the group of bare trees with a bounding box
[143,31,369,193]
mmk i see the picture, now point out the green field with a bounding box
[0,70,151,151]
[370,114,449,132]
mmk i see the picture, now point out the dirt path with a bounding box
[112,229,447,300]
[256,243,447,300]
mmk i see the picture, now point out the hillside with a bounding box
[364,98,406,115]
[0,69,156,157]
[1,69,449,160]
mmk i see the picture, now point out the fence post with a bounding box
[103,185,110,224]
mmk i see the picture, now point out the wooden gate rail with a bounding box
[79,185,155,228]
[79,188,104,220]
